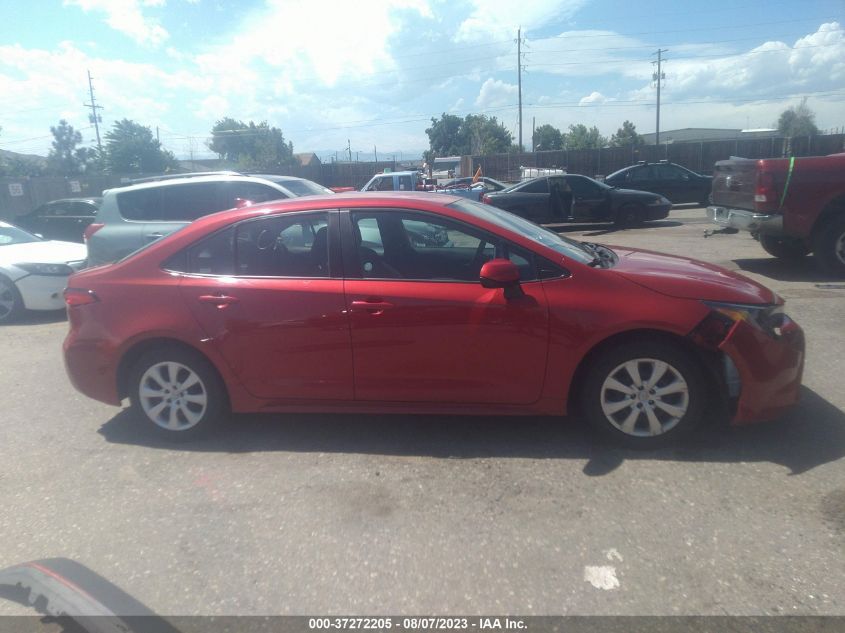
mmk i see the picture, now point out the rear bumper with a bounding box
[707,205,783,235]
[63,327,122,406]
[720,317,805,424]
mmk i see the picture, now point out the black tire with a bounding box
[614,203,644,228]
[0,274,24,325]
[813,214,845,277]
[759,234,809,260]
[128,347,228,440]
[579,340,707,449]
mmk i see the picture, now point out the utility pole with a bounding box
[517,28,523,151]
[347,139,352,162]
[156,126,160,143]
[652,49,667,147]
[374,145,378,163]
[84,69,104,154]
[532,116,536,152]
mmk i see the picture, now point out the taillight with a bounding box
[64,288,99,307]
[83,223,104,242]
[754,172,776,208]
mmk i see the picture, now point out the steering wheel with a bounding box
[256,229,274,250]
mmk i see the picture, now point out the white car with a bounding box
[0,221,87,323]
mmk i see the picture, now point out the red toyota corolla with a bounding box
[63,193,805,447]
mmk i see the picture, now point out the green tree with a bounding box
[777,98,820,137]
[424,114,465,157]
[533,124,564,151]
[425,113,513,156]
[609,120,643,147]
[104,119,178,174]
[47,120,83,174]
[564,124,607,150]
[208,118,294,171]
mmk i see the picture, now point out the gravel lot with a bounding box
[1,206,843,616]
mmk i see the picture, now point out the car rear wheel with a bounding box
[129,347,227,440]
[580,341,707,448]
[614,204,644,228]
[759,234,809,260]
[0,275,24,324]
[814,214,845,277]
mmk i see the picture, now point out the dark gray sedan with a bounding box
[481,174,672,225]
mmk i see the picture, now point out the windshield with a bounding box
[281,179,334,197]
[0,223,41,246]
[447,199,595,264]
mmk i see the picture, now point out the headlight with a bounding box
[16,262,75,276]
[703,301,787,338]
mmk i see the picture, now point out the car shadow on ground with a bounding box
[733,257,844,285]
[547,220,683,236]
[8,309,67,326]
[98,386,845,477]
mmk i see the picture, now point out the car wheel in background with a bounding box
[814,214,845,277]
[759,234,810,260]
[128,347,228,440]
[580,340,707,448]
[614,204,644,228]
[0,275,24,324]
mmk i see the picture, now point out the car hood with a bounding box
[0,241,87,265]
[609,246,777,304]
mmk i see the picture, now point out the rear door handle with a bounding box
[145,232,165,241]
[350,300,394,314]
[198,294,240,308]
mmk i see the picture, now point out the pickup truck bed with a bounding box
[707,153,845,275]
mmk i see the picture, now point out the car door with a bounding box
[342,208,549,405]
[508,178,551,222]
[566,176,610,220]
[66,201,97,243]
[41,202,73,241]
[653,164,693,203]
[138,182,225,245]
[176,210,353,400]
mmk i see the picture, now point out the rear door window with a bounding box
[223,182,285,208]
[118,183,225,221]
[628,166,652,182]
[518,179,549,194]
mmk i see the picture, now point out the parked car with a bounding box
[604,161,713,205]
[85,172,334,266]
[361,171,485,200]
[707,153,845,275]
[0,221,87,323]
[63,192,804,448]
[481,174,672,225]
[442,176,508,192]
[16,197,101,243]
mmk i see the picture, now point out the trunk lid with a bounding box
[711,158,760,210]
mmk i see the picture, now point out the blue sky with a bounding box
[1,0,843,161]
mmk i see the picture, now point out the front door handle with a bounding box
[350,300,394,314]
[145,232,165,241]
[198,294,240,308]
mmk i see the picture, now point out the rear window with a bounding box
[117,182,225,222]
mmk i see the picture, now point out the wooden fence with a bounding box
[464,134,845,182]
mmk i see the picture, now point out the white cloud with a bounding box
[455,0,587,41]
[64,0,168,46]
[475,78,517,108]
[579,91,607,105]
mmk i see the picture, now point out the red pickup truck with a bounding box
[708,153,845,275]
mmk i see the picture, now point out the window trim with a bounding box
[161,209,340,279]
[340,207,552,284]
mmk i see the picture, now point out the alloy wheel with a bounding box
[835,231,845,265]
[0,278,18,321]
[139,361,208,431]
[600,358,690,437]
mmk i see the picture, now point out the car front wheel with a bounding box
[814,214,845,277]
[129,347,228,440]
[0,275,24,324]
[580,341,707,448]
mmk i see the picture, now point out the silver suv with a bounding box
[86,172,333,266]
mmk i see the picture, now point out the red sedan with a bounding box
[63,193,805,447]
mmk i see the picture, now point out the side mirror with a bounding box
[480,258,524,299]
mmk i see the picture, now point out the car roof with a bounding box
[372,171,419,177]
[247,174,309,183]
[43,197,102,203]
[106,174,285,195]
